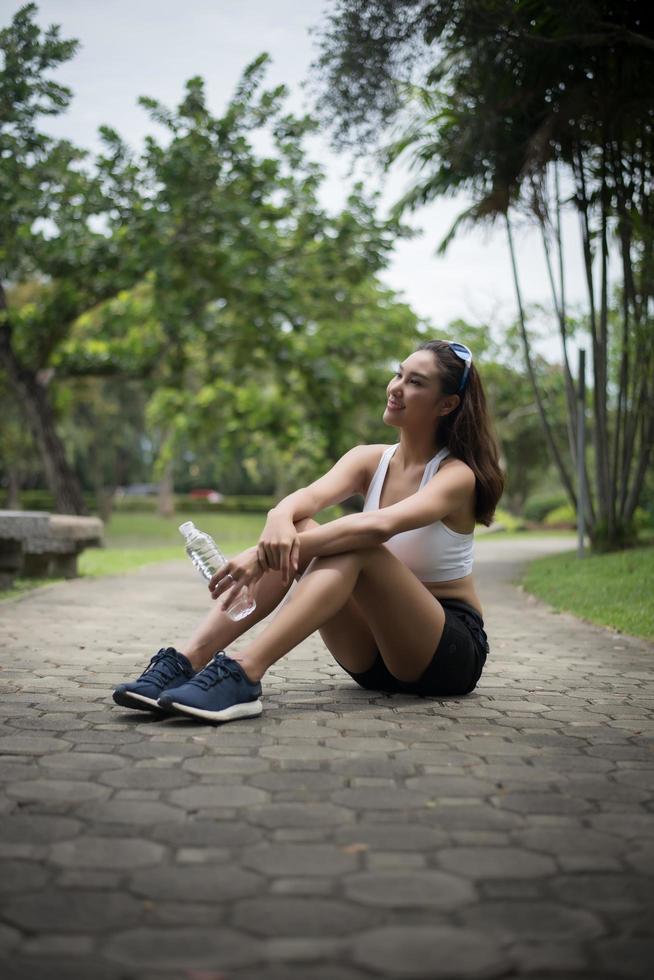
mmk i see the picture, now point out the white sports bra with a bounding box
[362,443,475,583]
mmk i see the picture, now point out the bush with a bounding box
[16,490,97,512]
[523,491,569,523]
[111,494,279,515]
[492,507,528,532]
[543,503,576,527]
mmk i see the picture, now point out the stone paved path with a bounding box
[1,535,653,980]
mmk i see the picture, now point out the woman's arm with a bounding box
[268,487,318,524]
[295,510,385,565]
[294,460,476,566]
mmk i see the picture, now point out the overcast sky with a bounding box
[7,0,601,362]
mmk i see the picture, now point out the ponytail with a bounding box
[416,340,504,526]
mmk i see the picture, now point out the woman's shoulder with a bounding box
[439,453,477,489]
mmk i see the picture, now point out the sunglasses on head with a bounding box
[447,342,473,393]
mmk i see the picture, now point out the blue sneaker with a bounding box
[157,651,263,723]
[112,647,195,712]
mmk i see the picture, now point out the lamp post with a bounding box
[577,348,586,558]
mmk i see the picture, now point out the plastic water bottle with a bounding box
[178,521,256,621]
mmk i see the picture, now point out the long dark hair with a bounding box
[416,340,504,526]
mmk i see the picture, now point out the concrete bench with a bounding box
[0,510,104,588]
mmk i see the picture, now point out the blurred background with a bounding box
[1,1,652,626]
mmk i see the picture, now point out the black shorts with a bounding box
[340,597,489,698]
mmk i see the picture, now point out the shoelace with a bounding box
[138,649,188,686]
[187,653,244,691]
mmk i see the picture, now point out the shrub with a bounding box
[543,503,576,527]
[17,490,97,512]
[111,494,279,515]
[492,508,528,532]
[523,491,569,523]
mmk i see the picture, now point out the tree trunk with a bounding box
[157,460,175,518]
[5,466,21,509]
[505,213,577,507]
[0,333,87,516]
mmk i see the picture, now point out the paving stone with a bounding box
[245,802,354,828]
[418,803,524,831]
[593,937,654,977]
[493,791,594,814]
[99,766,193,789]
[20,933,95,955]
[549,872,654,910]
[129,863,261,901]
[352,925,509,978]
[333,822,447,851]
[344,869,475,908]
[249,770,345,793]
[3,889,142,931]
[74,799,186,824]
[103,926,263,968]
[331,786,431,810]
[0,923,21,952]
[508,940,588,975]
[405,775,500,797]
[182,754,271,775]
[231,896,376,937]
[226,965,369,980]
[2,540,654,978]
[6,778,111,804]
[0,735,70,755]
[1,814,83,843]
[0,957,123,980]
[166,784,268,809]
[57,869,124,889]
[39,751,126,771]
[150,819,261,848]
[461,899,605,940]
[270,876,336,895]
[0,859,49,893]
[242,842,359,876]
[512,826,624,856]
[49,836,165,869]
[436,846,556,879]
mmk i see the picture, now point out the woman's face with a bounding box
[384,351,458,428]
[385,351,439,424]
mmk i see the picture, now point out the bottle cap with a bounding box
[178,521,196,537]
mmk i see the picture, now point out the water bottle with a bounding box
[178,521,256,621]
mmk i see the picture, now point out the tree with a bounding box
[0,4,150,512]
[56,58,421,508]
[313,0,654,550]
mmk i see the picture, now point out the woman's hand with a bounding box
[208,546,264,611]
[257,512,301,586]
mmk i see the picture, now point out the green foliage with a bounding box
[543,504,576,528]
[14,489,97,512]
[1,4,423,510]
[523,491,570,523]
[492,508,527,532]
[314,1,654,554]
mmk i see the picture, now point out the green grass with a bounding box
[522,545,654,641]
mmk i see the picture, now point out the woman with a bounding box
[112,339,504,723]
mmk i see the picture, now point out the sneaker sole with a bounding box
[162,698,263,723]
[112,690,172,713]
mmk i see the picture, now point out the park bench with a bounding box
[0,510,104,589]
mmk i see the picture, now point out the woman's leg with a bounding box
[179,518,379,675]
[230,543,446,685]
[179,562,298,671]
